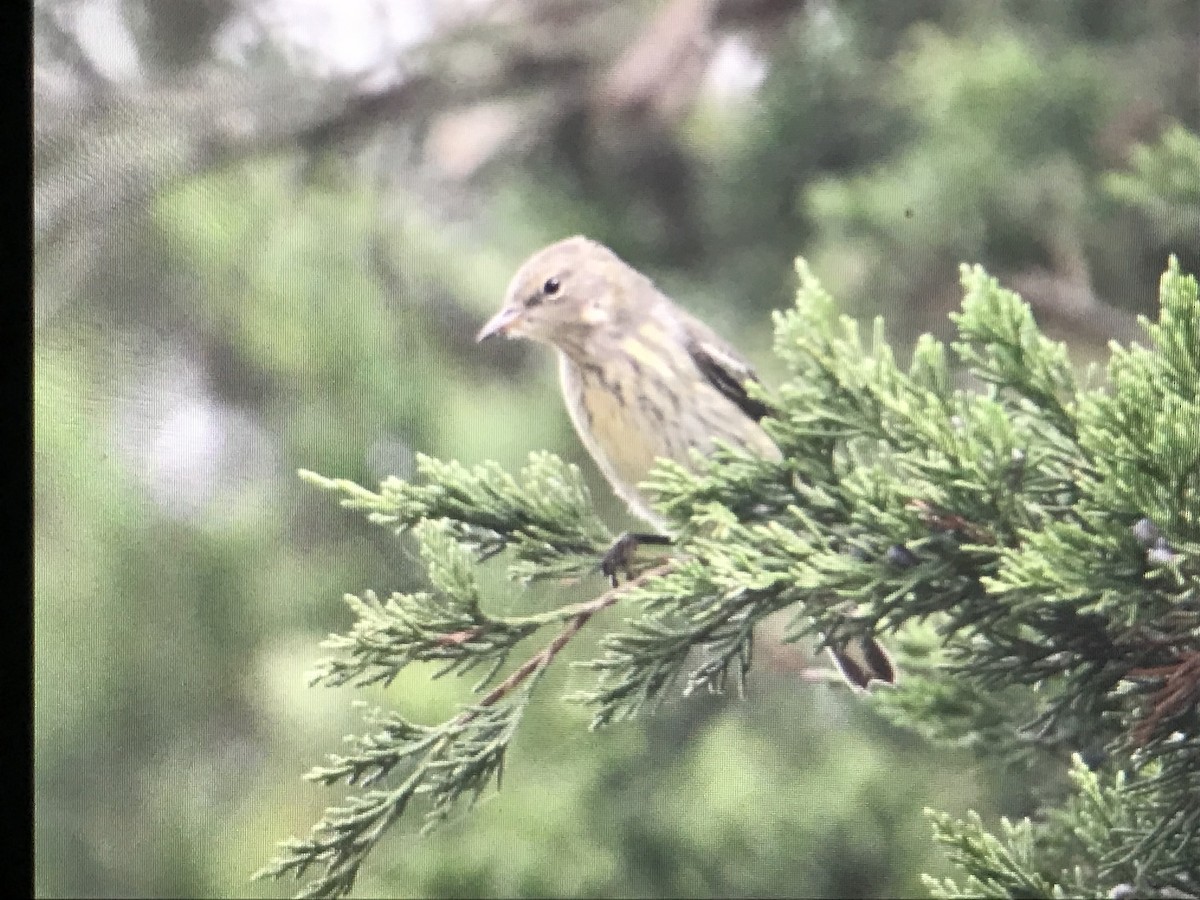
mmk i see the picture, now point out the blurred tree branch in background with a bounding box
[38,0,1193,332]
[34,0,812,318]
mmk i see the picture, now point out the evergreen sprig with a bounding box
[264,258,1199,898]
[257,512,668,897]
[255,696,529,899]
[300,449,613,581]
[924,754,1199,900]
[309,523,552,692]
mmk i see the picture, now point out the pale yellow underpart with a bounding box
[557,349,780,532]
[619,336,676,380]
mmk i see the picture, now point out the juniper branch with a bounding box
[458,562,674,725]
[269,255,1199,899]
[300,450,614,581]
[258,560,673,898]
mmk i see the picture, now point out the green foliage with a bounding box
[1104,124,1200,248]
[924,755,1192,899]
[258,696,529,899]
[951,265,1080,435]
[265,259,1200,898]
[924,810,1065,899]
[309,525,546,692]
[37,5,1200,898]
[805,27,1108,304]
[300,452,613,582]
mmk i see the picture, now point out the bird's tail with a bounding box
[827,636,898,691]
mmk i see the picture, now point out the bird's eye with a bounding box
[542,277,561,296]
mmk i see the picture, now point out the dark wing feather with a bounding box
[684,332,773,422]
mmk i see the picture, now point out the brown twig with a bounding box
[596,0,717,124]
[908,499,997,545]
[437,628,484,646]
[1128,650,1200,746]
[453,563,675,726]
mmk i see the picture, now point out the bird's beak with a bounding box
[476,305,523,342]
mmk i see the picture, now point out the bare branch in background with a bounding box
[1007,268,1144,346]
[596,0,718,125]
[34,0,811,262]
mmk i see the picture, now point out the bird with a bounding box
[476,235,895,690]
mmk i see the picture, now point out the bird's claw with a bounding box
[600,532,672,587]
[600,533,640,587]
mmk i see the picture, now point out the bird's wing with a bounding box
[679,314,773,423]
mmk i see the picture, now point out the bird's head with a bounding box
[476,236,640,350]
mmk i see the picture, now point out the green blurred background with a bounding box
[34,1,1199,896]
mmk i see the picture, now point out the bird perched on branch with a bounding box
[477,235,895,690]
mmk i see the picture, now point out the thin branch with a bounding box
[456,563,674,726]
[1006,267,1144,346]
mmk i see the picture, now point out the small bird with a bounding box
[477,235,895,690]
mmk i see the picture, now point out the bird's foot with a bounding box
[600,532,672,587]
